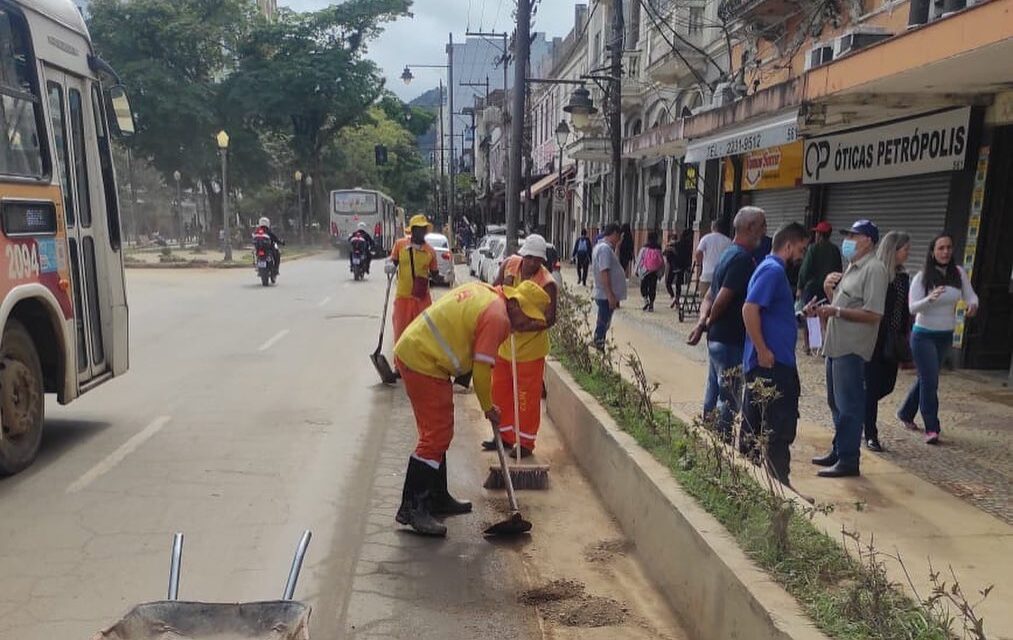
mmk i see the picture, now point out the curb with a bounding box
[124,251,321,270]
[544,359,829,640]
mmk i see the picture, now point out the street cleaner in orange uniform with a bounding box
[483,234,558,457]
[386,215,438,357]
[393,280,551,537]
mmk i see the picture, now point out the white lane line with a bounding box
[258,329,290,352]
[318,296,331,308]
[67,416,172,494]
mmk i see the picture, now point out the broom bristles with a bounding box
[484,465,550,490]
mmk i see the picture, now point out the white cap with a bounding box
[259,217,270,227]
[518,234,547,260]
[358,221,367,230]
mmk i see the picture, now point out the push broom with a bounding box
[484,334,550,490]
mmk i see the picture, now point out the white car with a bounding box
[425,233,456,287]
[469,235,492,277]
[480,237,507,283]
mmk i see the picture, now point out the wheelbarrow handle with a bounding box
[168,532,184,601]
[283,530,312,601]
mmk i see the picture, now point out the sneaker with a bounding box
[866,438,884,452]
[897,414,919,431]
[925,432,940,445]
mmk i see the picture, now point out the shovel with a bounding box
[483,420,533,537]
[370,273,398,385]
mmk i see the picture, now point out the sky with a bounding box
[279,0,579,102]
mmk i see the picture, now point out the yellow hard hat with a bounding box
[503,280,550,323]
[407,214,432,232]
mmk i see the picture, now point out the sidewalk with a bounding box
[560,264,1012,636]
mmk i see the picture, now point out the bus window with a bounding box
[47,82,75,226]
[68,88,92,227]
[83,237,104,365]
[0,7,45,178]
[92,86,121,250]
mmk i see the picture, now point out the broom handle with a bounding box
[510,334,521,464]
[492,421,520,513]
[375,273,394,355]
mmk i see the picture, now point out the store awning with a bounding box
[523,165,575,200]
[684,111,800,163]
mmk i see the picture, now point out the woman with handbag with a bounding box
[635,231,665,312]
[863,231,912,452]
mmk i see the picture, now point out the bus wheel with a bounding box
[0,320,44,476]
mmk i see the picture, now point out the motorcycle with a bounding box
[253,235,278,286]
[350,238,368,281]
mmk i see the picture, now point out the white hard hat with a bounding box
[259,217,270,227]
[358,221,367,230]
[518,234,548,260]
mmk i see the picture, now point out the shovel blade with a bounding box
[483,512,532,537]
[370,352,397,385]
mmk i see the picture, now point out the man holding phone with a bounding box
[809,220,888,478]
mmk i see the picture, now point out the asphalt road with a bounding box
[0,253,685,639]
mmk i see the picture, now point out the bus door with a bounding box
[43,69,107,383]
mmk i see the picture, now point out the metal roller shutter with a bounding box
[825,173,951,271]
[749,187,810,233]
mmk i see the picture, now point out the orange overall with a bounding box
[390,237,437,344]
[394,283,512,466]
[492,256,555,450]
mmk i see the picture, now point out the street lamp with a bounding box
[173,170,183,249]
[554,120,571,151]
[563,86,597,131]
[294,170,304,246]
[216,130,232,261]
[305,175,313,239]
[401,65,414,84]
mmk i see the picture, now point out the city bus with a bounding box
[329,187,402,255]
[0,0,135,474]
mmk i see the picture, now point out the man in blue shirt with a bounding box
[741,222,809,485]
[688,207,768,440]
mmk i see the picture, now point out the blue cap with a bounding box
[841,219,880,244]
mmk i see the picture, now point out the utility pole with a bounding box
[447,33,456,248]
[609,0,625,222]
[462,77,490,228]
[438,79,446,224]
[507,1,530,256]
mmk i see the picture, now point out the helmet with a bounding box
[518,234,548,261]
[407,214,432,232]
[358,222,367,230]
[259,217,270,228]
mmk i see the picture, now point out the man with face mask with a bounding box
[387,215,439,348]
[741,223,809,485]
[809,219,888,478]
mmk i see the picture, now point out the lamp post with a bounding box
[216,130,232,261]
[173,170,182,249]
[305,175,313,242]
[554,121,571,244]
[294,170,304,246]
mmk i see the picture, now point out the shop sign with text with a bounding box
[803,108,971,184]
[724,141,803,191]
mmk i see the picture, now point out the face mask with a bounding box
[841,239,858,261]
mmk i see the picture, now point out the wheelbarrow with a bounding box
[92,530,313,640]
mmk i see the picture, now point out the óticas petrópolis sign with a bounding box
[803,107,971,184]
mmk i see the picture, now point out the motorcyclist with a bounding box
[349,222,376,274]
[253,216,284,275]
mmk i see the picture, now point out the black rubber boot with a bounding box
[395,457,447,537]
[811,452,839,467]
[430,456,472,516]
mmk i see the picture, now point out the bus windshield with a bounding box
[333,191,377,215]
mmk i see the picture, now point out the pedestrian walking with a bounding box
[687,207,767,441]
[810,220,888,478]
[619,222,635,279]
[572,228,594,287]
[864,231,912,452]
[741,222,809,484]
[485,235,558,456]
[797,221,843,354]
[694,220,732,299]
[636,231,665,312]
[897,234,978,445]
[393,280,550,536]
[663,234,682,305]
[592,223,627,349]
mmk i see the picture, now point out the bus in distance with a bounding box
[329,187,402,255]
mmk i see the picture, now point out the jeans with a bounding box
[640,271,658,308]
[864,357,899,442]
[742,364,800,484]
[703,341,744,439]
[899,331,952,434]
[825,354,866,465]
[576,257,590,286]
[665,269,684,300]
[594,298,615,347]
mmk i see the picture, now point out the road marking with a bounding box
[318,296,331,308]
[258,329,290,352]
[67,416,172,494]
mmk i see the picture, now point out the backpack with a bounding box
[642,247,664,273]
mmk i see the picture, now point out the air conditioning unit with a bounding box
[835,27,892,57]
[805,43,834,70]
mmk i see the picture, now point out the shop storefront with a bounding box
[724,141,808,232]
[803,107,973,265]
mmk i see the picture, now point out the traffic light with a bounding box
[374,144,388,165]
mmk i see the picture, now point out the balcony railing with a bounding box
[621,51,644,108]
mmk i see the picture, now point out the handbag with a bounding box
[884,330,912,363]
[408,247,430,299]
